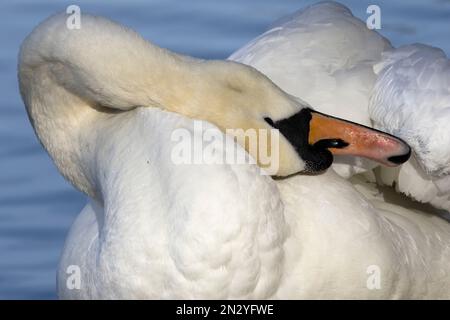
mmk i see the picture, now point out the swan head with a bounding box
[188,60,411,176]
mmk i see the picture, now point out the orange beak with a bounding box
[308,111,411,166]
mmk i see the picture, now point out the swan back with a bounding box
[368,44,450,210]
[370,44,450,177]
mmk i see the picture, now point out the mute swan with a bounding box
[19,10,450,299]
[230,1,450,212]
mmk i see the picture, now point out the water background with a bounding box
[0,0,449,299]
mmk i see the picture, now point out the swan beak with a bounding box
[308,110,411,166]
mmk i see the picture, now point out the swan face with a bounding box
[191,61,411,176]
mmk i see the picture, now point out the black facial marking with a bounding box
[265,108,333,173]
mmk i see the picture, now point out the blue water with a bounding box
[0,0,449,299]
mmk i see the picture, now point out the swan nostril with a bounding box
[387,147,411,164]
[313,138,349,149]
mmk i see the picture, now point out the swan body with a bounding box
[230,1,450,211]
[57,106,450,299]
[18,7,450,299]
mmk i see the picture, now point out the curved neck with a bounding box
[18,14,216,197]
[19,13,301,197]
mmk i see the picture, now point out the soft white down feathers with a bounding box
[231,1,450,211]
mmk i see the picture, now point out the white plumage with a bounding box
[230,1,391,177]
[370,44,450,210]
[18,3,450,299]
[231,1,450,211]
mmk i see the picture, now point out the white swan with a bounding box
[19,10,450,299]
[230,1,450,211]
